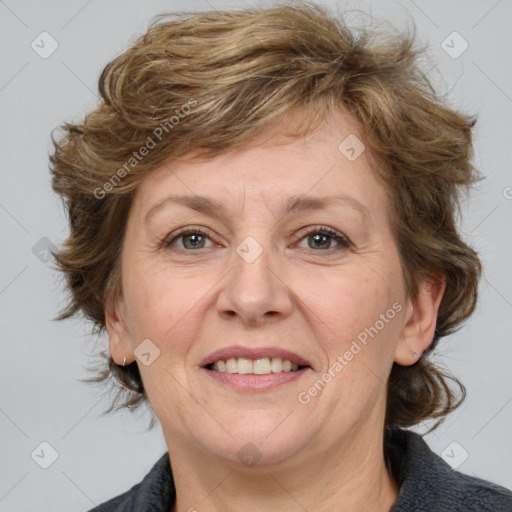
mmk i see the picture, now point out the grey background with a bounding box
[0,0,511,510]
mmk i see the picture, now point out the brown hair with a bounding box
[49,0,482,430]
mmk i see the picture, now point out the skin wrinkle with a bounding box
[143,192,372,234]
[106,109,444,511]
[144,201,372,258]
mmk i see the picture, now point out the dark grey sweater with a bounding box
[88,428,512,511]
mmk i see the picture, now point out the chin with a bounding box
[193,414,312,467]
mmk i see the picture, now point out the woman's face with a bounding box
[108,110,425,467]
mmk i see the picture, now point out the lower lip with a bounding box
[202,367,310,391]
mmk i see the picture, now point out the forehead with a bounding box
[131,108,388,223]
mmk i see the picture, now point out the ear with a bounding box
[394,273,446,365]
[105,292,133,366]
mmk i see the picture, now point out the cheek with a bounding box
[315,267,403,366]
[122,261,226,368]
[122,263,187,345]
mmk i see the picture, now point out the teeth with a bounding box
[226,357,237,373]
[253,358,271,374]
[238,357,252,374]
[211,357,300,374]
[271,357,282,373]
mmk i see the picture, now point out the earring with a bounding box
[412,350,419,358]
[123,356,127,366]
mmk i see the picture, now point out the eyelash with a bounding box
[162,225,351,253]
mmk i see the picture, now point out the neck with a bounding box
[167,418,399,512]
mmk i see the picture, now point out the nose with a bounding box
[216,242,294,326]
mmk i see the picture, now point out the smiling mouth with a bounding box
[205,357,309,375]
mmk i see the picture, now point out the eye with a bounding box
[163,227,216,250]
[162,225,351,253]
[294,226,351,251]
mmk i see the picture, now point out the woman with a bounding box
[49,1,512,511]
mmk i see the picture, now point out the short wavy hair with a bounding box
[49,0,482,430]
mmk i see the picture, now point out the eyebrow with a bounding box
[144,193,370,222]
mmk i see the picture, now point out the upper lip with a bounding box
[200,346,312,368]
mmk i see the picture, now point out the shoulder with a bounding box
[86,452,174,512]
[387,428,512,512]
[449,470,512,511]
